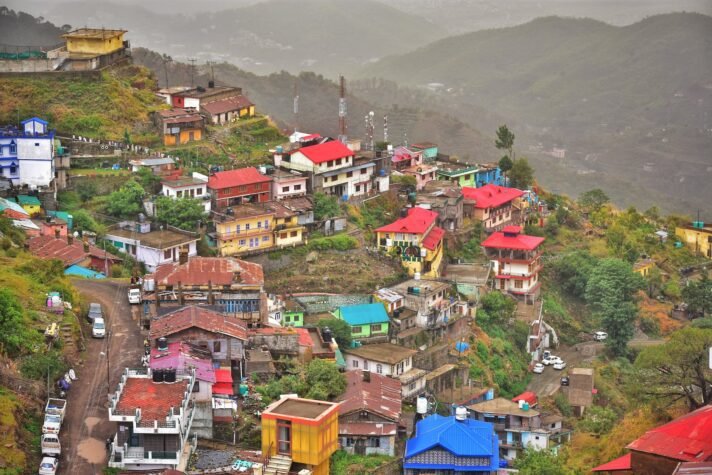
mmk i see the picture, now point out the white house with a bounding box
[161,173,211,212]
[270,169,308,201]
[105,221,199,272]
[16,118,55,189]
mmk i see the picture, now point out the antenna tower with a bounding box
[383,114,388,144]
[188,58,197,87]
[338,75,347,143]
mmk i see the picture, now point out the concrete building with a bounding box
[462,184,524,232]
[675,221,712,259]
[161,173,211,212]
[207,167,272,210]
[153,109,205,146]
[0,118,56,189]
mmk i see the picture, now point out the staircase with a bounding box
[264,454,292,475]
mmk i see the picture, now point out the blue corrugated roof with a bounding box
[404,415,499,471]
[337,303,389,326]
[0,197,29,216]
[21,117,48,125]
[64,265,105,279]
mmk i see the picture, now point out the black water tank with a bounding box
[321,326,333,342]
[158,337,168,351]
[153,368,165,383]
[164,367,176,383]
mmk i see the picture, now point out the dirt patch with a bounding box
[639,295,680,335]
[76,437,106,464]
[84,416,101,434]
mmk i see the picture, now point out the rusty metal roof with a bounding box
[149,305,248,341]
[337,370,401,422]
[152,257,264,287]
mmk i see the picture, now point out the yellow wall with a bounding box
[66,33,124,55]
[676,227,712,259]
[164,128,202,146]
[216,214,274,255]
[275,227,304,247]
[634,263,653,277]
[376,230,444,278]
[261,412,338,468]
[21,204,41,216]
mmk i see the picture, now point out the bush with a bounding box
[555,393,573,417]
[20,350,67,381]
[307,235,357,251]
[639,316,660,337]
[578,406,618,436]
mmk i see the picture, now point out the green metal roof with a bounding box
[16,195,41,206]
[437,166,479,177]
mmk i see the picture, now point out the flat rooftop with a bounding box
[343,343,417,365]
[264,396,339,420]
[63,28,127,39]
[389,278,451,296]
[107,227,198,249]
[116,377,188,423]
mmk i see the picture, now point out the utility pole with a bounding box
[293,80,299,134]
[188,58,197,87]
[338,75,347,143]
[162,56,172,88]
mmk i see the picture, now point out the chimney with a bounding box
[362,370,370,383]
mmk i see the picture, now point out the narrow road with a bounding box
[60,279,144,475]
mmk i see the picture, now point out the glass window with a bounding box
[196,188,202,195]
[352,326,361,334]
[346,171,353,178]
[361,168,367,174]
[290,231,298,237]
[164,249,171,259]
[245,223,250,230]
[257,221,262,228]
[294,184,302,191]
[265,219,269,228]
[9,143,16,154]
[376,364,382,374]
[262,236,269,242]
[352,360,358,368]
[282,186,290,192]
[370,324,381,333]
[239,239,246,246]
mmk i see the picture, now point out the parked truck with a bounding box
[128,284,142,304]
[42,399,66,434]
[40,433,61,456]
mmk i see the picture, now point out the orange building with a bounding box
[154,108,205,146]
[261,396,340,475]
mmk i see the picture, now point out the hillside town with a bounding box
[0,21,711,475]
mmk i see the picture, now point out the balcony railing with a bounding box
[217,228,271,239]
[110,444,179,466]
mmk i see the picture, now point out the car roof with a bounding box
[93,317,105,324]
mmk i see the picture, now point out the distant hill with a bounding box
[0,7,67,46]
[15,0,447,76]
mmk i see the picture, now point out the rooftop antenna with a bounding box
[293,80,299,134]
[403,130,408,148]
[338,75,347,143]
[188,58,197,87]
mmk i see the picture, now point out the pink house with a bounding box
[40,217,68,238]
[402,163,438,191]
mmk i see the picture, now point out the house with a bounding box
[436,162,479,188]
[149,305,248,381]
[404,413,499,475]
[161,173,211,212]
[342,343,426,399]
[410,142,438,162]
[29,234,121,273]
[391,146,423,171]
[336,370,402,456]
[633,257,655,277]
[154,109,205,146]
[149,342,217,438]
[105,221,199,273]
[171,84,241,110]
[386,279,458,333]
[0,125,20,184]
[213,202,275,255]
[107,368,195,471]
[61,28,129,70]
[675,221,712,259]
[261,395,340,475]
[482,226,545,303]
[376,207,445,278]
[442,263,491,302]
[16,195,41,216]
[462,184,524,232]
[264,200,307,249]
[468,397,569,461]
[0,197,29,219]
[280,196,315,228]
[564,367,594,417]
[282,300,305,327]
[416,180,464,232]
[333,303,390,344]
[147,257,267,325]
[46,210,73,229]
[248,326,312,361]
[17,118,55,189]
[201,94,255,125]
[271,169,308,201]
[402,163,438,191]
[373,288,405,315]
[474,164,504,188]
[129,157,176,175]
[207,167,272,210]
[592,404,712,475]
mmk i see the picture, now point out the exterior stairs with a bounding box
[264,454,292,475]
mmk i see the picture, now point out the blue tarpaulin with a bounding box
[64,265,105,279]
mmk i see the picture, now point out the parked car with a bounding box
[543,355,563,366]
[593,331,608,341]
[40,434,61,457]
[39,456,58,475]
[87,303,103,323]
[92,318,106,338]
[42,399,66,434]
[533,363,545,374]
[554,361,567,370]
[560,376,570,386]
[127,285,141,304]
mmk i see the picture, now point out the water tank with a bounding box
[152,368,164,383]
[455,406,468,421]
[164,367,177,383]
[276,145,283,153]
[416,396,428,415]
[158,337,168,351]
[523,402,530,411]
[143,278,155,292]
[414,272,421,281]
[321,326,333,343]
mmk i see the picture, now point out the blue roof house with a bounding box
[404,414,499,474]
[333,302,390,344]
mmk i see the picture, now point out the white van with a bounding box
[92,318,106,338]
[593,331,608,341]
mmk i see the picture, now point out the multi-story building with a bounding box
[376,207,445,278]
[271,169,308,200]
[402,163,438,191]
[481,226,544,303]
[61,28,129,70]
[474,163,504,187]
[261,395,340,475]
[107,368,196,471]
[391,146,423,171]
[462,184,524,232]
[153,108,205,146]
[675,221,712,259]
[386,279,456,330]
[208,167,272,210]
[0,126,20,184]
[436,162,479,187]
[0,118,56,189]
[161,173,211,212]
[410,142,438,162]
[416,180,464,232]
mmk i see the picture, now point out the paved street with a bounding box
[60,279,144,475]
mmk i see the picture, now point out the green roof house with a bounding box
[334,303,390,344]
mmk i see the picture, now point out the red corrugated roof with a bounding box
[29,235,111,267]
[626,404,712,462]
[421,226,445,251]
[337,371,402,422]
[376,207,438,234]
[207,167,271,190]
[115,377,188,423]
[481,229,544,251]
[298,140,353,164]
[152,257,264,286]
[591,453,632,472]
[462,184,524,209]
[511,391,537,406]
[149,305,248,341]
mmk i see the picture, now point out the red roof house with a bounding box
[481,226,545,251]
[462,184,524,231]
[208,167,272,209]
[376,207,439,235]
[298,140,354,164]
[511,391,538,407]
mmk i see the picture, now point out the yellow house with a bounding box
[265,201,306,248]
[16,195,41,217]
[214,203,275,256]
[261,396,340,475]
[676,222,712,259]
[375,207,445,278]
[62,28,127,55]
[633,258,655,277]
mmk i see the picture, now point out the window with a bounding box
[352,326,361,334]
[361,168,367,174]
[262,236,269,242]
[257,221,262,228]
[35,143,40,147]
[245,223,251,230]
[265,219,269,228]
[282,186,290,193]
[346,437,354,446]
[239,239,246,246]
[370,324,381,333]
[290,231,298,237]
[327,161,333,168]
[346,171,353,178]
[336,158,342,165]
[238,185,247,192]
[192,381,200,393]
[332,175,339,182]
[164,249,171,259]
[9,143,16,154]
[408,381,416,391]
[9,166,16,174]
[355,185,361,192]
[280,233,287,239]
[0,147,3,156]
[376,364,382,374]
[514,280,523,289]
[236,224,241,233]
[294,184,302,191]
[277,420,292,455]
[196,188,203,195]
[363,360,369,370]
[352,360,359,368]
[213,341,221,352]
[176,190,183,198]
[369,437,381,448]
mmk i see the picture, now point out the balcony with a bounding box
[109,444,179,467]
[217,227,271,240]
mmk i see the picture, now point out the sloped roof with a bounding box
[421,226,445,251]
[208,167,272,190]
[0,197,29,218]
[591,453,632,472]
[152,257,264,287]
[405,414,498,462]
[338,303,389,326]
[149,305,248,341]
[339,422,398,436]
[298,140,354,164]
[16,195,41,206]
[201,95,253,115]
[462,184,524,209]
[337,370,401,422]
[511,391,538,406]
[29,235,107,267]
[626,404,712,462]
[375,207,438,234]
[150,342,215,383]
[481,227,544,251]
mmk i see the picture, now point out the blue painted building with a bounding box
[474,164,504,188]
[0,117,55,187]
[0,126,20,184]
[404,413,499,474]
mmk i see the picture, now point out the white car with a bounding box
[533,363,545,374]
[593,331,608,341]
[553,361,567,370]
[39,456,58,475]
[543,355,563,366]
[92,318,106,338]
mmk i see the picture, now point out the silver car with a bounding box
[87,302,103,323]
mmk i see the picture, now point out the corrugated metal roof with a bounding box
[405,414,498,464]
[337,303,389,326]
[337,370,401,422]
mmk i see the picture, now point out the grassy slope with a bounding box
[0,64,164,142]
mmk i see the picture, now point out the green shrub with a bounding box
[555,393,573,417]
[20,350,67,381]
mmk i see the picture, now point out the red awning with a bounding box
[215,369,233,383]
[591,453,632,472]
[212,383,234,395]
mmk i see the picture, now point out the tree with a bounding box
[304,359,346,400]
[317,318,353,349]
[155,196,206,231]
[313,192,340,221]
[508,158,534,190]
[136,167,162,194]
[105,179,145,219]
[585,258,645,356]
[578,406,618,436]
[477,292,516,328]
[682,273,712,318]
[550,251,599,299]
[578,189,610,212]
[633,327,712,410]
[495,125,515,161]
[645,267,664,298]
[76,180,97,202]
[72,209,106,235]
[514,448,570,475]
[498,155,513,185]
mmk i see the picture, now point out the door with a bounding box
[354,438,366,455]
[277,421,291,455]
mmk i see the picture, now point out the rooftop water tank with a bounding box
[455,406,468,421]
[416,396,428,415]
[158,337,168,351]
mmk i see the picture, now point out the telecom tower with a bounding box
[338,76,347,143]
[365,111,375,151]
